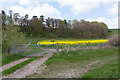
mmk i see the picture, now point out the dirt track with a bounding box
[28,60,102,78]
[0,58,30,72]
[1,48,58,78]
[3,52,53,78]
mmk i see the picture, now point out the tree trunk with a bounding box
[7,48,11,55]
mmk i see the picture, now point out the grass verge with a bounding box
[81,60,118,78]
[2,56,39,76]
[43,53,48,56]
[2,54,25,67]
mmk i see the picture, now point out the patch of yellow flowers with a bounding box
[39,39,108,45]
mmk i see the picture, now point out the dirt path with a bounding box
[29,60,102,78]
[3,52,53,78]
[56,60,102,78]
[0,48,58,72]
[1,48,61,78]
[0,51,47,73]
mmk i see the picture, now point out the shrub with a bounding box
[107,34,120,47]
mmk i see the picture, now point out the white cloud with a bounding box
[86,17,118,29]
[58,0,118,15]
[19,0,32,6]
[0,0,17,3]
[72,2,100,15]
[0,0,58,3]
[57,0,118,28]
[107,3,118,15]
[86,17,106,23]
[58,0,100,15]
[10,3,61,19]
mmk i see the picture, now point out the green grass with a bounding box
[2,56,39,76]
[45,48,118,66]
[2,54,25,67]
[43,53,48,55]
[37,48,118,78]
[81,60,118,78]
[109,29,119,36]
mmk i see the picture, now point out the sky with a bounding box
[0,0,119,29]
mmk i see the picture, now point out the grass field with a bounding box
[13,29,119,46]
[27,48,118,78]
[1,29,119,78]
[109,29,119,36]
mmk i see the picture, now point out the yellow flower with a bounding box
[39,39,108,45]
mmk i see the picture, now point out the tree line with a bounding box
[12,13,108,38]
[2,10,109,39]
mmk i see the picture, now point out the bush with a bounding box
[107,34,120,47]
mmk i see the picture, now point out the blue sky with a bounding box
[0,0,119,29]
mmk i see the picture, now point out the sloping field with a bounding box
[109,29,119,36]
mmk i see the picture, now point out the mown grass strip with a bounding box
[2,56,40,76]
[43,53,48,56]
[2,54,25,67]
